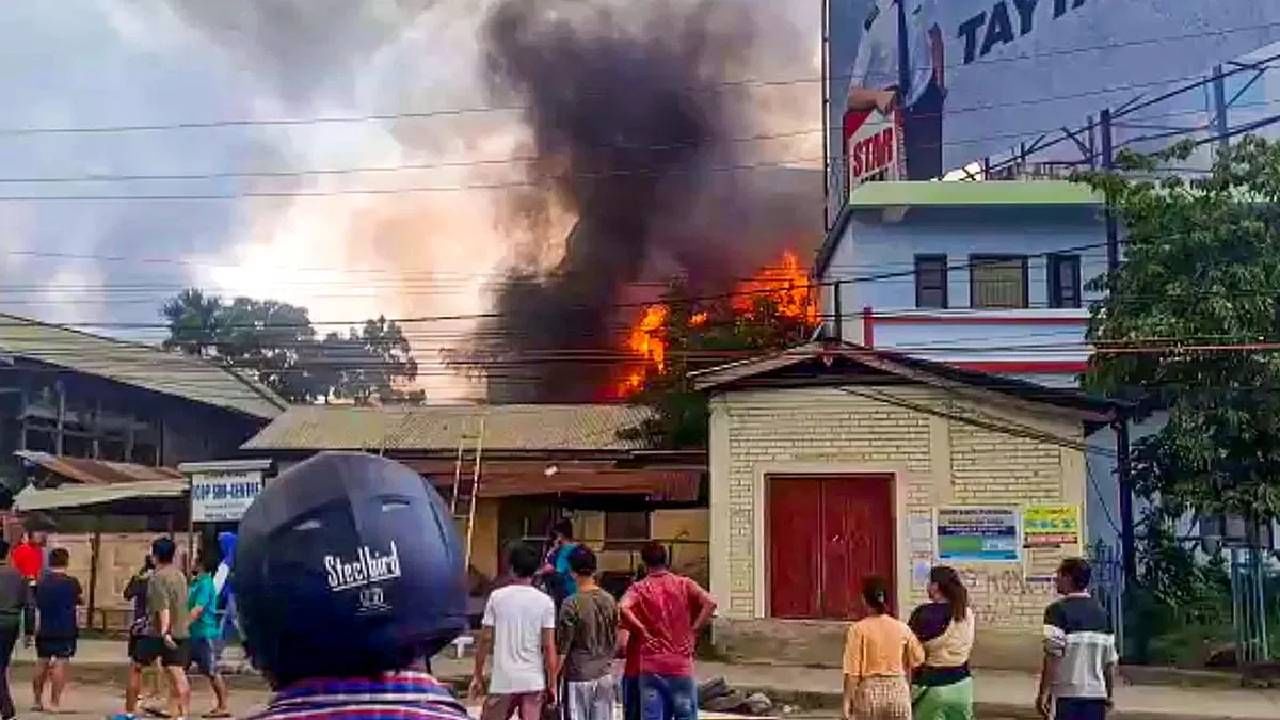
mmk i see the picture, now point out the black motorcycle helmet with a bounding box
[235,452,467,687]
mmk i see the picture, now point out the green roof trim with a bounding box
[848,180,1101,208]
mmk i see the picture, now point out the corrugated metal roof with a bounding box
[15,451,183,485]
[243,404,656,452]
[14,480,187,512]
[0,314,286,419]
[402,460,701,501]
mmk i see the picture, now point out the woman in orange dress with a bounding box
[842,577,924,720]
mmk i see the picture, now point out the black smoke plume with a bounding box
[466,0,820,402]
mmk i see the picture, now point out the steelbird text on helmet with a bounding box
[235,452,467,686]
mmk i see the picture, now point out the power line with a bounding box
[4,70,1279,201]
[0,154,827,202]
[0,127,823,185]
[0,241,1113,328]
[4,18,1277,138]
[7,65,1280,192]
[1,95,1270,203]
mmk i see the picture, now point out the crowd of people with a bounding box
[112,536,233,720]
[0,530,238,720]
[841,559,1118,720]
[470,532,716,720]
[0,453,1118,720]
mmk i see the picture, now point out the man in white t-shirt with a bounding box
[470,543,558,720]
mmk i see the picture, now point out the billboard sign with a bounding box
[846,107,905,189]
[825,0,1280,219]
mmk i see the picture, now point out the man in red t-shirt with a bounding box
[619,543,716,720]
[12,533,43,583]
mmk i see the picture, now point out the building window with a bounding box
[604,511,651,547]
[970,255,1028,309]
[914,255,948,308]
[1047,254,1082,308]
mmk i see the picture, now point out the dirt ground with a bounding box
[5,664,271,720]
[0,666,1035,720]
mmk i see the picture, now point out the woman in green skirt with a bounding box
[907,566,976,720]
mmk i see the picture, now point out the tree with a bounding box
[215,298,319,402]
[311,317,422,404]
[160,291,423,404]
[161,289,223,357]
[1079,136,1280,603]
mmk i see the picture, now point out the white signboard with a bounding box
[190,469,263,523]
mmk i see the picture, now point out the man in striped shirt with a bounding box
[1037,558,1119,720]
[250,672,467,720]
[229,453,472,720]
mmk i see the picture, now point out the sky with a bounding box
[0,0,823,400]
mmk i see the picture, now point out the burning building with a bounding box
[456,0,823,402]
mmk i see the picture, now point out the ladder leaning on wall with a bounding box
[451,416,485,572]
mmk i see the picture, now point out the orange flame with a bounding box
[617,304,669,396]
[615,251,816,398]
[732,250,818,323]
[628,304,669,370]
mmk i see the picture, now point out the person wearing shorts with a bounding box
[187,551,229,717]
[32,548,81,713]
[118,538,191,720]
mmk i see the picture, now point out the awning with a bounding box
[15,451,183,485]
[401,460,702,502]
[14,480,188,512]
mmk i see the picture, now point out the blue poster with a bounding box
[936,507,1020,563]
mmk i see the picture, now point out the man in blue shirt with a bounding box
[32,548,81,713]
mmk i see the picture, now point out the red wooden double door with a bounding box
[767,474,895,620]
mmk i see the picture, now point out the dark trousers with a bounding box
[1056,698,1108,720]
[621,677,640,720]
[0,623,20,719]
[903,80,945,181]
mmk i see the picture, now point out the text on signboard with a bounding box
[192,480,261,502]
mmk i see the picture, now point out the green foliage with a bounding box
[1077,135,1280,607]
[161,289,421,404]
[622,280,817,449]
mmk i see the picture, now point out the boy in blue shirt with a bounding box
[188,552,229,717]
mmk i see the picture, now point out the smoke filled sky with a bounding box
[0,0,821,400]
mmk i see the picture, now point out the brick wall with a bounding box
[708,384,1086,664]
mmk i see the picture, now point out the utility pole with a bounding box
[1212,64,1230,153]
[1115,413,1135,584]
[1100,107,1137,588]
[1101,109,1119,274]
[820,0,832,230]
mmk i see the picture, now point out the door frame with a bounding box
[753,462,912,621]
